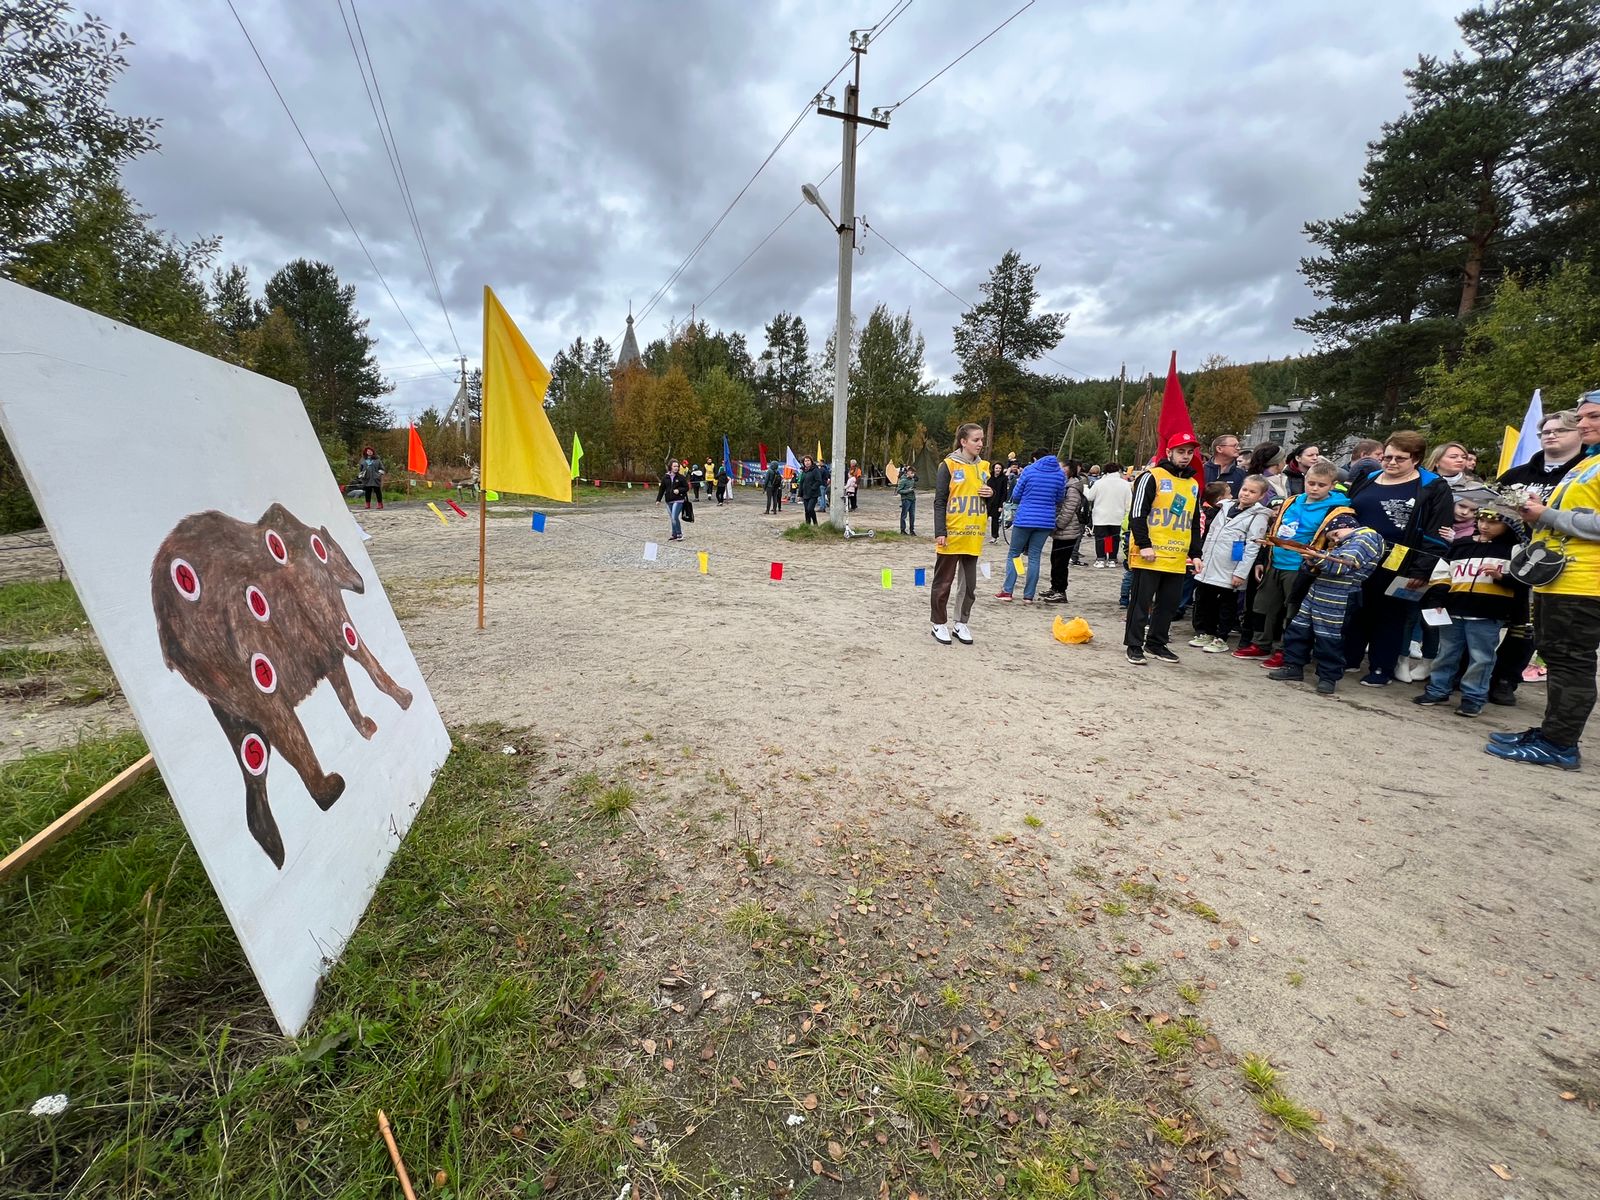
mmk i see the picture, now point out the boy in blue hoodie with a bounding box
[1234,461,1346,667]
[1267,512,1385,694]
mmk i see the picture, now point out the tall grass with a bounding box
[0,580,87,643]
[0,728,627,1198]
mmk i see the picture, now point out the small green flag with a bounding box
[570,431,584,480]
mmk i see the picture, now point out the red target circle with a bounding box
[245,585,270,621]
[169,558,200,600]
[240,734,268,776]
[310,534,328,563]
[341,622,359,650]
[249,653,277,694]
[264,530,287,563]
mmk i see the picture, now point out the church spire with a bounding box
[618,301,642,369]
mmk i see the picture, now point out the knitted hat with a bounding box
[1323,512,1360,533]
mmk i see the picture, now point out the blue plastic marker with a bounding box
[531,512,546,532]
[914,567,926,587]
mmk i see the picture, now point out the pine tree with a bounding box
[264,259,391,444]
[951,250,1068,446]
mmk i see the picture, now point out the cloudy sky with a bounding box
[97,0,1468,419]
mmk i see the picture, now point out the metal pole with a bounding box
[828,77,859,529]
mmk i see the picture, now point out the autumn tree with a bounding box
[1188,355,1260,443]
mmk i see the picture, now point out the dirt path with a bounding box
[6,487,1596,1195]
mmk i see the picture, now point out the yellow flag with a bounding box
[697,551,709,574]
[1497,424,1519,478]
[817,439,824,464]
[482,287,571,501]
[885,462,900,485]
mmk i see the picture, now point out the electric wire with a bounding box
[879,0,1037,116]
[342,0,464,360]
[224,0,449,376]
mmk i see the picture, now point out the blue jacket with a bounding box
[1269,490,1348,570]
[1009,456,1067,529]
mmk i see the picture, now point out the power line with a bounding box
[879,0,1037,117]
[625,0,913,341]
[224,0,446,374]
[339,0,464,359]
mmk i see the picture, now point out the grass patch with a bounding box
[1287,969,1305,988]
[1257,1090,1321,1135]
[1239,1052,1279,1093]
[1117,878,1157,903]
[0,726,629,1198]
[595,783,637,818]
[1177,981,1205,1006]
[384,573,477,619]
[0,579,87,642]
[1119,959,1161,988]
[1186,899,1222,923]
[724,901,783,944]
[1101,899,1128,917]
[1023,812,1043,829]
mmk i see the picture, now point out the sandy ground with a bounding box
[5,487,1597,1196]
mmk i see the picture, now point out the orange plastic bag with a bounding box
[1053,615,1093,645]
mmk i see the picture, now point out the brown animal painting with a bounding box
[151,503,412,868]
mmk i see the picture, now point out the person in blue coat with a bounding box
[996,450,1067,603]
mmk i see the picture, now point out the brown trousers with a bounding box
[931,553,978,625]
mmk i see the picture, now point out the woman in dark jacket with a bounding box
[986,459,1008,543]
[1341,430,1454,686]
[797,455,822,524]
[656,459,690,540]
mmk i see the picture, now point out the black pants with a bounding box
[803,499,818,524]
[1238,565,1263,642]
[847,492,857,511]
[362,485,382,504]
[1344,571,1412,677]
[1049,540,1072,595]
[764,487,780,513]
[988,505,1002,540]
[692,481,701,499]
[1491,595,1536,693]
[1092,525,1118,560]
[1535,594,1600,747]
[900,495,915,534]
[1192,581,1237,639]
[1125,569,1184,650]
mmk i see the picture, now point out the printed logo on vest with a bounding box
[1159,479,1173,492]
[952,469,966,482]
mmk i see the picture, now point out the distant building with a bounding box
[1245,397,1315,449]
[617,311,642,370]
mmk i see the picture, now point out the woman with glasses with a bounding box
[1341,431,1455,686]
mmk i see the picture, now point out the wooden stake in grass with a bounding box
[376,1110,418,1200]
[0,753,155,883]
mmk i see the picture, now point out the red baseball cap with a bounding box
[1166,431,1200,450]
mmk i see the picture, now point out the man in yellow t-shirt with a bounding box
[1124,432,1206,666]
[931,423,994,646]
[1490,389,1600,769]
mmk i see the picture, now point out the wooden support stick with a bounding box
[376,1110,418,1200]
[477,484,487,630]
[0,754,155,884]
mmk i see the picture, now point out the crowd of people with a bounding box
[924,393,1600,772]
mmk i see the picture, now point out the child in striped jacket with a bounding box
[1266,512,1386,695]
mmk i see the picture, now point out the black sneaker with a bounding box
[1413,693,1449,706]
[1456,702,1483,718]
[1316,679,1336,695]
[1488,681,1517,706]
[1266,666,1304,682]
[1126,647,1147,666]
[1359,671,1392,688]
[1147,646,1180,664]
[1039,590,1067,603]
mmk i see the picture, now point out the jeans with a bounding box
[1535,593,1600,747]
[1120,566,1134,607]
[1424,617,1503,705]
[1003,526,1050,599]
[667,500,683,538]
[1125,569,1184,650]
[900,494,915,534]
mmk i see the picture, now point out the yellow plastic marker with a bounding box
[1013,555,1027,576]
[427,502,449,525]
[881,568,892,589]
[698,551,709,574]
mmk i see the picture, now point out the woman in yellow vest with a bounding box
[931,423,993,646]
[1490,390,1600,769]
[1124,432,1206,665]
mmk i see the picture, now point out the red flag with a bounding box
[407,423,428,474]
[759,443,768,469]
[770,562,783,581]
[1154,351,1197,463]
[447,499,468,517]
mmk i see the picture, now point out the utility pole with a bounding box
[1113,361,1126,463]
[812,32,890,528]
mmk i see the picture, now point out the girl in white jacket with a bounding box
[1189,475,1272,651]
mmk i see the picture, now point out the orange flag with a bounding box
[407,423,429,474]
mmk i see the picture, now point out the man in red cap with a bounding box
[1124,432,1206,665]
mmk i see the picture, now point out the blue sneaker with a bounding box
[1484,734,1581,770]
[1488,727,1541,745]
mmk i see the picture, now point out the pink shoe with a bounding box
[994,591,1013,602]
[1522,664,1547,683]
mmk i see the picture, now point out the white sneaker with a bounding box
[1413,657,1433,683]
[1204,637,1230,653]
[1395,657,1414,683]
[1188,634,1209,648]
[953,622,973,645]
[931,623,953,645]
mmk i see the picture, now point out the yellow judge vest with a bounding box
[939,455,990,556]
[1132,466,1198,573]
[1536,453,1600,597]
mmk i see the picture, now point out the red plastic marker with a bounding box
[770,562,783,581]
[446,499,468,517]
